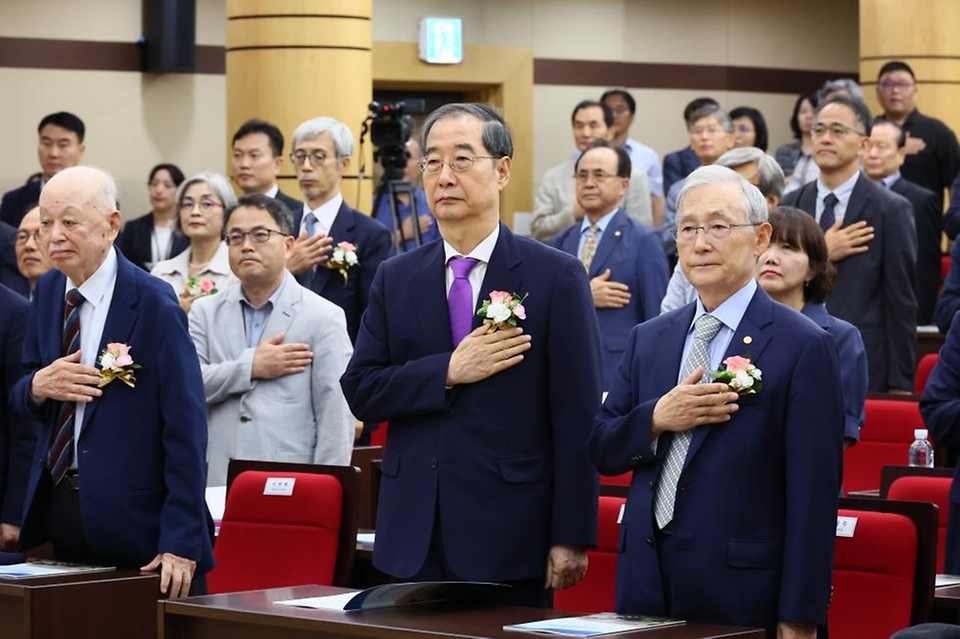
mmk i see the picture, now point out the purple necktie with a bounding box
[448,257,479,346]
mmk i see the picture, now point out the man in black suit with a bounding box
[0,112,85,228]
[231,119,303,214]
[0,284,30,550]
[285,116,391,344]
[864,119,943,326]
[782,95,917,393]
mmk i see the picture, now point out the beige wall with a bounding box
[0,0,860,218]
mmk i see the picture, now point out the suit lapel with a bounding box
[652,306,696,467]
[311,202,354,294]
[474,225,525,332]
[589,210,628,277]
[414,242,455,351]
[81,252,139,431]
[260,272,300,339]
[842,173,870,226]
[684,288,773,469]
[220,284,248,361]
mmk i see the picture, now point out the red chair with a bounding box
[915,354,939,396]
[886,475,952,573]
[208,464,359,594]
[941,256,951,294]
[554,496,625,613]
[829,498,936,639]
[844,399,924,494]
[599,472,632,487]
[370,421,389,447]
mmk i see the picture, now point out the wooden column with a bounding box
[860,0,960,138]
[226,0,373,209]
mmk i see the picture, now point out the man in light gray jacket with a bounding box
[190,193,354,486]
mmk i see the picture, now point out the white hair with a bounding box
[291,117,355,157]
[677,164,768,225]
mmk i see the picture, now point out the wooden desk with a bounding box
[0,570,158,639]
[159,585,765,639]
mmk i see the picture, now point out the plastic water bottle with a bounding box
[908,429,935,468]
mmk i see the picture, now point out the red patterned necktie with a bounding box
[47,288,86,485]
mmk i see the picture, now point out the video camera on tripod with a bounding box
[363,99,428,252]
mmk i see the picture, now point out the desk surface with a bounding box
[0,569,153,595]
[160,585,765,639]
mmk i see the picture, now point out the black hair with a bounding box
[38,112,85,143]
[232,119,285,157]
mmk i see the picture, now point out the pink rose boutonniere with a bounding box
[97,342,141,388]
[710,354,763,395]
[327,241,359,285]
[476,291,528,333]
[185,276,218,297]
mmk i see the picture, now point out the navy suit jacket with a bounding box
[936,240,960,333]
[889,177,942,326]
[11,249,213,572]
[0,180,41,228]
[0,285,30,525]
[293,201,391,343]
[662,146,700,196]
[341,224,602,581]
[589,288,843,633]
[274,189,302,218]
[550,209,669,390]
[921,311,960,573]
[0,222,29,298]
[782,174,917,392]
[115,213,190,272]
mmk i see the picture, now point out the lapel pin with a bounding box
[614,230,622,238]
[743,336,753,345]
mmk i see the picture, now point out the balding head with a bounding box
[38,166,121,285]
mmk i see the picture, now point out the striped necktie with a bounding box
[47,288,86,485]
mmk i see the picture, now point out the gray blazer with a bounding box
[189,271,355,486]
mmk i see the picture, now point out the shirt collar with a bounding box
[305,193,344,233]
[265,184,280,198]
[580,208,619,235]
[816,170,860,204]
[443,224,500,265]
[240,273,287,310]
[67,245,118,309]
[691,278,757,335]
[881,172,901,189]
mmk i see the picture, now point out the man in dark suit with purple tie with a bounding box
[590,165,843,638]
[341,103,602,607]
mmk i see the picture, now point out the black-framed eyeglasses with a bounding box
[811,122,866,138]
[224,227,289,246]
[180,198,223,213]
[290,150,335,166]
[672,223,759,242]
[419,154,501,175]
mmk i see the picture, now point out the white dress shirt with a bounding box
[67,247,118,465]
[302,193,344,237]
[815,171,860,226]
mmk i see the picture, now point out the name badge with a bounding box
[836,515,858,538]
[263,477,296,496]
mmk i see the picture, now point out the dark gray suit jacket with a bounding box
[889,177,942,326]
[782,172,917,392]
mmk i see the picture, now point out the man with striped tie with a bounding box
[589,165,844,638]
[550,141,668,390]
[10,166,212,598]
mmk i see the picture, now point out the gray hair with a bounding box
[225,193,293,235]
[677,164,768,225]
[687,104,733,132]
[819,78,865,103]
[419,102,513,159]
[716,147,785,199]
[291,117,355,157]
[175,172,238,210]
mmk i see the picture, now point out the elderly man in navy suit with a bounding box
[10,166,212,597]
[589,165,843,638]
[342,103,602,607]
[285,116,390,344]
[550,141,667,390]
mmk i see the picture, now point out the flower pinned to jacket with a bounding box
[97,342,141,388]
[327,241,359,284]
[185,276,218,298]
[477,291,528,333]
[710,355,763,395]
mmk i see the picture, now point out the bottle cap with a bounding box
[915,429,928,439]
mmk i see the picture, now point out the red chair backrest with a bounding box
[370,422,389,447]
[829,508,918,639]
[844,400,924,494]
[887,476,950,573]
[554,496,625,613]
[942,256,951,293]
[599,472,632,487]
[208,471,343,594]
[915,354,939,396]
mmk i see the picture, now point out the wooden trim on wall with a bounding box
[0,37,225,74]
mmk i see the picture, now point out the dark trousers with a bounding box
[411,505,553,609]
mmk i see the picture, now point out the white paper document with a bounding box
[504,612,684,636]
[936,574,960,588]
[0,560,114,579]
[276,591,358,611]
